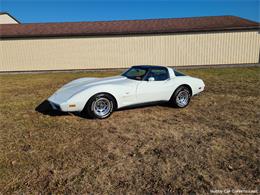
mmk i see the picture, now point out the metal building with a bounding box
[0,14,259,72]
[0,12,20,24]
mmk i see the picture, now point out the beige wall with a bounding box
[0,14,18,24]
[0,31,259,71]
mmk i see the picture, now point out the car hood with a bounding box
[48,75,127,103]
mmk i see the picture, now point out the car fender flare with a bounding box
[172,84,193,97]
[85,92,118,110]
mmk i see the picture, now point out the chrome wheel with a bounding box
[92,97,112,118]
[176,90,189,107]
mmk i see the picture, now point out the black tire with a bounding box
[83,93,115,119]
[170,86,191,108]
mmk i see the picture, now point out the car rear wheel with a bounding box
[170,86,191,108]
[83,93,115,119]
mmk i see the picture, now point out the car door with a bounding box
[136,67,173,103]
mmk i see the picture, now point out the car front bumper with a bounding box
[48,99,83,112]
[49,101,62,111]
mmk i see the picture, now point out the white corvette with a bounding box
[48,65,205,119]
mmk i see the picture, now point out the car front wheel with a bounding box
[170,86,191,108]
[84,93,115,119]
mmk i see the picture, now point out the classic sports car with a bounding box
[48,65,205,119]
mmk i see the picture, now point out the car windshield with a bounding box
[122,67,149,80]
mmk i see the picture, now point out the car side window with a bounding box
[147,68,169,81]
[127,68,146,77]
[123,67,148,80]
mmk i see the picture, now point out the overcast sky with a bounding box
[0,0,259,23]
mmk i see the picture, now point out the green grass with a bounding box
[0,67,259,194]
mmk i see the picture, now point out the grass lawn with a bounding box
[0,67,259,194]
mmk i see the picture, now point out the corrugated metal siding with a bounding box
[0,31,259,71]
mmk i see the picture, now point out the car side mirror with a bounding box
[148,77,155,82]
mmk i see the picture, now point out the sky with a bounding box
[0,0,259,23]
